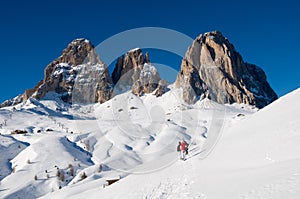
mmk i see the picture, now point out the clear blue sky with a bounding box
[0,0,299,103]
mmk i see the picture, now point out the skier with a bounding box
[179,139,189,160]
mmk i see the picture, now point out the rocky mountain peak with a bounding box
[112,48,165,97]
[112,48,150,84]
[36,38,112,104]
[43,38,103,86]
[199,30,227,43]
[59,38,102,66]
[176,30,278,108]
[0,38,113,107]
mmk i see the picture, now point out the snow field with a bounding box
[1,88,299,199]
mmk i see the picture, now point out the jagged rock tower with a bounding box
[112,48,166,97]
[175,31,277,108]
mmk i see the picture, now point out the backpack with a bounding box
[177,144,180,152]
[180,141,187,151]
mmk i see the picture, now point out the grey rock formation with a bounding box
[1,38,113,106]
[175,59,207,104]
[0,95,23,108]
[175,31,277,108]
[112,48,162,97]
[155,80,168,97]
[112,48,150,84]
[34,38,113,104]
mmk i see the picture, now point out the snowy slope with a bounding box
[41,88,300,199]
[1,87,299,199]
[0,134,28,181]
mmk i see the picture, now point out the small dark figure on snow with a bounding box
[178,139,189,160]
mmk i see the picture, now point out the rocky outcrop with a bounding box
[23,80,44,101]
[34,38,113,104]
[35,39,113,104]
[0,95,23,108]
[1,39,113,106]
[69,63,113,104]
[154,80,168,97]
[175,59,207,103]
[175,31,277,108]
[112,48,162,97]
[112,48,150,84]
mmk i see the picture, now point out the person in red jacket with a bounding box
[179,139,188,160]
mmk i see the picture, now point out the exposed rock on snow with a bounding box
[112,48,163,96]
[175,58,207,104]
[1,39,113,106]
[112,48,150,84]
[34,39,113,104]
[0,94,24,108]
[175,31,278,108]
[154,79,168,97]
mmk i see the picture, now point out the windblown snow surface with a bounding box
[0,87,299,199]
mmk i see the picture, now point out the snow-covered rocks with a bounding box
[112,48,163,97]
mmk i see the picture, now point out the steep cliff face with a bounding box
[112,48,162,97]
[175,31,277,108]
[175,59,207,104]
